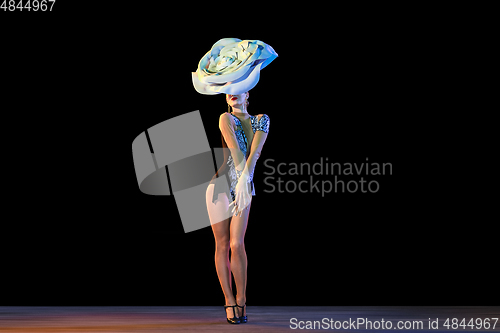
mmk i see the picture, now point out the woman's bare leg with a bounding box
[230,201,251,317]
[206,184,236,318]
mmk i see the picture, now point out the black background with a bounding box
[1,3,494,306]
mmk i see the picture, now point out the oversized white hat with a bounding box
[192,38,278,95]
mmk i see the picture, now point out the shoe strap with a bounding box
[236,303,246,316]
[224,304,237,318]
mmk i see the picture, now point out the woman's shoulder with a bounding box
[253,113,270,121]
[252,114,270,133]
[219,113,237,130]
[219,112,235,122]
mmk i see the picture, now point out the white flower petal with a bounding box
[241,41,258,54]
[197,51,211,72]
[193,39,276,95]
[192,71,219,95]
[217,62,263,95]
[219,44,240,56]
[210,39,240,58]
[212,38,241,48]
[256,42,279,69]
[202,61,252,84]
[242,45,262,66]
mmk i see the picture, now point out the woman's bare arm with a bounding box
[240,130,268,182]
[219,113,247,170]
[232,114,269,216]
[239,114,270,183]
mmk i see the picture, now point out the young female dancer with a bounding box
[205,91,270,324]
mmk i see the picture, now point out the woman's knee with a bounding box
[216,239,230,252]
[230,239,245,252]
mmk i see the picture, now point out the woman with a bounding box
[205,91,270,324]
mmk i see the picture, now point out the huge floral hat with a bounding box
[192,38,278,95]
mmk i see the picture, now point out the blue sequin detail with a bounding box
[251,114,270,133]
[227,113,270,203]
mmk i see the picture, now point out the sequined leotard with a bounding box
[210,112,270,204]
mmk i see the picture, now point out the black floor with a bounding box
[1,306,499,332]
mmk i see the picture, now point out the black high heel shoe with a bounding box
[236,303,247,323]
[223,304,240,324]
